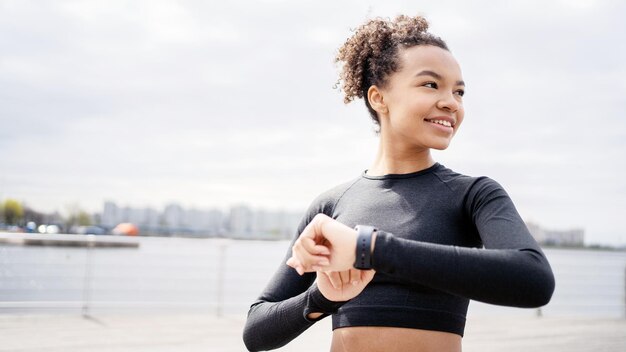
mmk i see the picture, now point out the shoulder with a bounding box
[306,177,362,217]
[433,164,497,188]
[294,176,361,235]
[432,164,510,203]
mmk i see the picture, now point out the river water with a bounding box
[0,235,624,318]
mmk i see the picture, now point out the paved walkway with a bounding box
[1,313,625,351]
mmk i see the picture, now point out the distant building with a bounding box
[205,209,227,236]
[186,208,225,236]
[163,203,185,229]
[526,221,585,246]
[228,205,254,238]
[102,201,119,228]
[98,201,302,239]
[141,207,160,228]
[253,209,295,239]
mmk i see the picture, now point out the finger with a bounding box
[301,234,331,255]
[298,251,330,270]
[292,243,330,270]
[292,249,317,275]
[286,257,304,275]
[301,238,331,257]
[313,244,331,256]
[301,217,326,244]
[361,269,376,282]
[301,235,318,252]
[286,256,298,268]
[350,269,361,286]
[339,270,350,285]
[326,271,342,290]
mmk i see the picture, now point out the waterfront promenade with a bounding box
[1,313,625,351]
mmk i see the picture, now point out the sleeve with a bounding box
[242,196,347,351]
[371,177,556,308]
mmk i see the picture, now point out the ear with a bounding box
[367,85,388,115]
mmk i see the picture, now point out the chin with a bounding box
[429,140,452,150]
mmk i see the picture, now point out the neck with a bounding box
[367,134,435,176]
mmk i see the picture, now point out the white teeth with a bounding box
[429,119,452,127]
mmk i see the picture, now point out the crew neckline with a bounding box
[362,162,441,180]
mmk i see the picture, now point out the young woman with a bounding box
[243,15,555,352]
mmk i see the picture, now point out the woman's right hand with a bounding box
[287,213,360,274]
[316,268,375,302]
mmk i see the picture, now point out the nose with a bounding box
[436,92,460,113]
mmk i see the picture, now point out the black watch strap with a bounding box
[353,225,376,270]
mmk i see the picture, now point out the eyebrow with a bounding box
[415,70,465,86]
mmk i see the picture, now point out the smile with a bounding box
[425,119,453,128]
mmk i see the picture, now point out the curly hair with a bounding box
[335,15,449,126]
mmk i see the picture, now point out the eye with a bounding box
[423,82,438,89]
[454,89,465,97]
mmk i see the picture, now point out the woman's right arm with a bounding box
[243,190,348,351]
[242,238,345,351]
[244,181,365,351]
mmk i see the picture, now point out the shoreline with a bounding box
[1,232,624,251]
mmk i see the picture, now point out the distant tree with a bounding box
[64,203,92,230]
[65,211,93,229]
[77,211,92,226]
[2,199,24,225]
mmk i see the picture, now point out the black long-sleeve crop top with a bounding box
[243,163,555,351]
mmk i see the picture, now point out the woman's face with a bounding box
[377,45,465,151]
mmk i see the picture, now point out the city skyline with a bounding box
[1,197,591,248]
[100,199,303,239]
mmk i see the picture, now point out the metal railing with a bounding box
[1,232,625,319]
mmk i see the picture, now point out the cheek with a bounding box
[455,105,465,126]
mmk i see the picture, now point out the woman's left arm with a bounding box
[369,231,554,307]
[290,178,555,308]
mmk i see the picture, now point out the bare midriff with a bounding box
[330,326,462,352]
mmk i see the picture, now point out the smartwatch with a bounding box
[353,225,377,270]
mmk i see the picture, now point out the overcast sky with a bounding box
[1,0,624,245]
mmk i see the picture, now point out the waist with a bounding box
[332,282,469,336]
[331,326,462,352]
